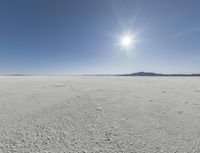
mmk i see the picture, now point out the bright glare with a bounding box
[121,35,132,47]
[119,33,137,50]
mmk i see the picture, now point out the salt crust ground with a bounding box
[0,76,200,153]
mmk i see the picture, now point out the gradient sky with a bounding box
[0,0,200,75]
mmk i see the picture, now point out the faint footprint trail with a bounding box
[54,85,66,88]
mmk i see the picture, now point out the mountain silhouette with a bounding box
[119,72,200,76]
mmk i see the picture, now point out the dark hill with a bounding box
[119,72,200,76]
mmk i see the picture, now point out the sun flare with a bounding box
[119,33,137,50]
[121,35,132,47]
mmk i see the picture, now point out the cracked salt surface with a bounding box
[0,76,200,153]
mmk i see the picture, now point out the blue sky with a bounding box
[0,0,200,75]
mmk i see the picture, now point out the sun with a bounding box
[121,35,132,47]
[119,33,136,50]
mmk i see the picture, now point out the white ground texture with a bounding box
[0,76,200,153]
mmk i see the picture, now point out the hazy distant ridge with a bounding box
[2,72,200,76]
[119,72,200,76]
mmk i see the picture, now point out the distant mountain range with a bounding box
[2,72,200,76]
[119,72,200,76]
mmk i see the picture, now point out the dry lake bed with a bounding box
[0,76,200,153]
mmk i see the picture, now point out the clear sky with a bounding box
[0,0,200,75]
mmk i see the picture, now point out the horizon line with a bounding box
[1,72,200,76]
